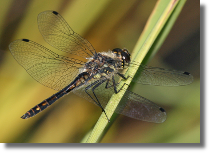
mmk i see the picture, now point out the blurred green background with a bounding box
[0,0,200,143]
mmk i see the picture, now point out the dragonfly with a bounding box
[9,10,193,123]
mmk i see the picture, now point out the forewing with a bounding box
[9,39,85,91]
[133,65,193,86]
[37,10,95,58]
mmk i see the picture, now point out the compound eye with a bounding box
[122,49,130,57]
[122,54,130,63]
[112,48,122,53]
[122,49,130,63]
[112,48,122,56]
[112,48,130,63]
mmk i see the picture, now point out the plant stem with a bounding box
[83,0,184,143]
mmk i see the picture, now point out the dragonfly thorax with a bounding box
[84,52,124,76]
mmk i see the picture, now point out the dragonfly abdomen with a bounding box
[21,72,91,119]
[21,89,68,119]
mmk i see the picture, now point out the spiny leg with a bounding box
[117,72,128,80]
[84,79,110,121]
[105,74,130,93]
[91,79,110,122]
[85,80,101,107]
[111,76,129,93]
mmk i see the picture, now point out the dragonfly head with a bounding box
[112,48,130,68]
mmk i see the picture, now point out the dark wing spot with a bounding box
[22,39,29,42]
[183,72,190,75]
[159,107,166,112]
[52,11,58,15]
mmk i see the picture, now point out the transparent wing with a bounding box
[37,10,95,58]
[9,39,86,91]
[132,65,193,86]
[116,90,167,123]
[73,79,166,123]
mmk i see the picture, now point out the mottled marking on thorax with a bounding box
[81,52,122,79]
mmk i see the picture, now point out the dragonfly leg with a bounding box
[92,83,110,122]
[105,79,115,88]
[105,75,129,93]
[111,76,130,94]
[85,80,101,107]
[104,78,121,91]
[84,79,110,121]
[117,72,129,80]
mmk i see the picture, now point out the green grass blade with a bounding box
[83,0,185,143]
